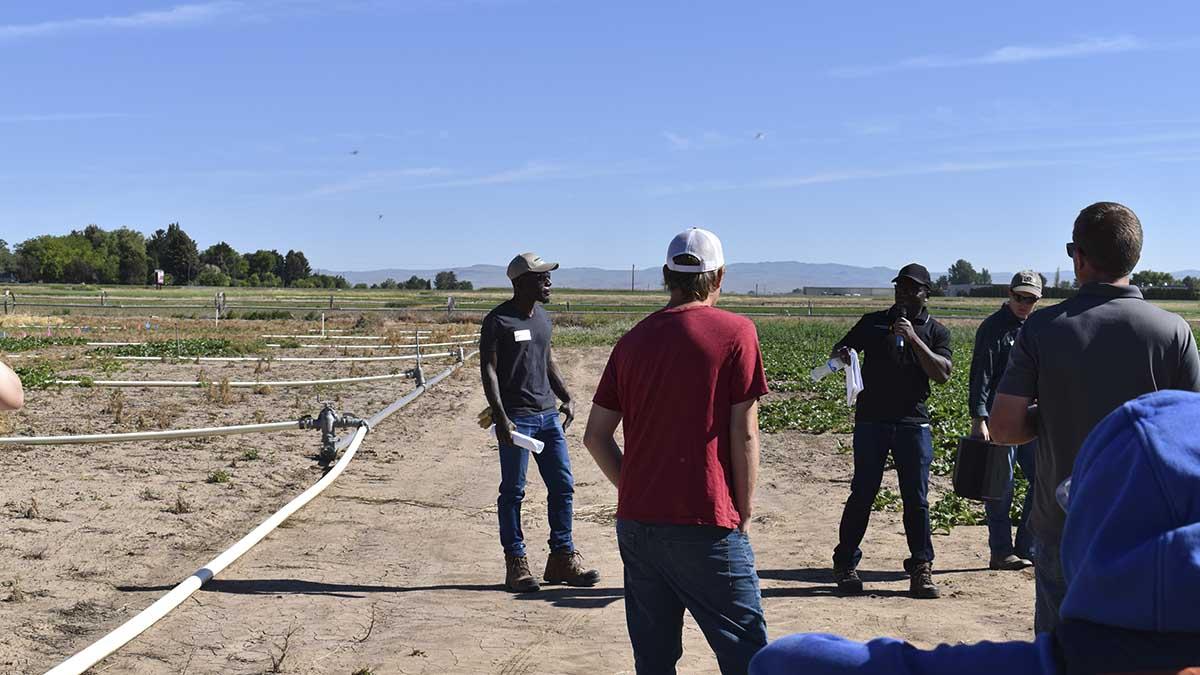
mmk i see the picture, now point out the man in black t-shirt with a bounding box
[480,252,599,594]
[829,263,953,599]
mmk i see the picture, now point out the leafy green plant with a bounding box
[237,310,293,321]
[13,363,59,390]
[872,487,902,512]
[206,469,231,484]
[93,338,263,358]
[929,491,985,534]
[0,336,87,352]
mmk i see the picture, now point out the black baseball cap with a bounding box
[892,263,932,288]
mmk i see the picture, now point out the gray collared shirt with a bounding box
[997,283,1200,541]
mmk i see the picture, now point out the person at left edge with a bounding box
[829,263,953,600]
[479,252,600,593]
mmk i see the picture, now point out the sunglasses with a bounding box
[1011,293,1039,305]
[1066,242,1080,259]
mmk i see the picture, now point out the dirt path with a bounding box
[3,347,1033,674]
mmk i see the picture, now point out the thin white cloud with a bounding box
[832,36,1144,77]
[663,132,692,150]
[0,2,244,40]
[650,158,1074,196]
[945,130,1200,154]
[408,162,562,189]
[662,130,738,150]
[755,159,1071,188]
[307,167,453,196]
[0,112,134,123]
[306,162,565,196]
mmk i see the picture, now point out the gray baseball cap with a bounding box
[506,252,559,280]
[1010,270,1043,298]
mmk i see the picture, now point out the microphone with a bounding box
[894,306,907,356]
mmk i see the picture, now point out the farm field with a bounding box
[9,282,1200,322]
[3,287,1193,672]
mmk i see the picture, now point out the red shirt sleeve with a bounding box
[592,344,623,412]
[729,321,769,404]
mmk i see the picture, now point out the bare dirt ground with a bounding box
[1,346,1033,674]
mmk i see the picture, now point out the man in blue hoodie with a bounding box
[748,389,1200,675]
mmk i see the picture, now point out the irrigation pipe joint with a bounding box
[298,403,369,467]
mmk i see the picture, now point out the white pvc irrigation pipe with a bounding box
[47,356,472,675]
[260,334,391,340]
[265,339,476,349]
[109,351,459,363]
[45,424,370,675]
[52,370,417,389]
[0,420,301,446]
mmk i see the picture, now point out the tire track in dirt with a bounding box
[496,611,587,675]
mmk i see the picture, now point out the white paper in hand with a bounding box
[845,349,864,406]
[489,424,545,453]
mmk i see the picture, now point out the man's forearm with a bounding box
[991,395,1039,445]
[731,437,758,523]
[730,402,760,525]
[480,359,509,424]
[911,337,952,383]
[584,436,623,487]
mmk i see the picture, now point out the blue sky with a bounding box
[2,0,1198,275]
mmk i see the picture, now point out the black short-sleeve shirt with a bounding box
[480,300,557,417]
[834,307,953,425]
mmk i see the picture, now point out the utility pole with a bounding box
[631,264,635,292]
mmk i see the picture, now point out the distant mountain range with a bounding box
[317,262,1198,295]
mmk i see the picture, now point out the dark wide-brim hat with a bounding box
[892,263,932,288]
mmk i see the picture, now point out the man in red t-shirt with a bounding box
[584,228,769,675]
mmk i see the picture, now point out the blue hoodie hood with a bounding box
[1060,390,1200,632]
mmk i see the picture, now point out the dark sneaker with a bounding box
[543,549,600,586]
[990,553,1033,571]
[909,561,939,599]
[505,554,540,593]
[834,565,863,595]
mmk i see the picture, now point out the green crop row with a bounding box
[0,336,89,352]
[92,338,265,358]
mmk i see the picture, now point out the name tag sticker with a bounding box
[513,329,532,342]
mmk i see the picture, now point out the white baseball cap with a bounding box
[666,227,725,273]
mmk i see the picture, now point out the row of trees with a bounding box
[366,271,473,291]
[1130,270,1200,290]
[940,260,1198,293]
[1,223,348,288]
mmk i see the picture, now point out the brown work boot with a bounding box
[543,549,600,586]
[909,561,940,599]
[505,554,540,593]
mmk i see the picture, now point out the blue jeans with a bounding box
[1034,536,1066,634]
[984,441,1037,558]
[497,410,574,557]
[617,519,767,675]
[833,422,934,569]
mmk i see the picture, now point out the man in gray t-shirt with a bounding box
[480,252,600,595]
[991,202,1200,634]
